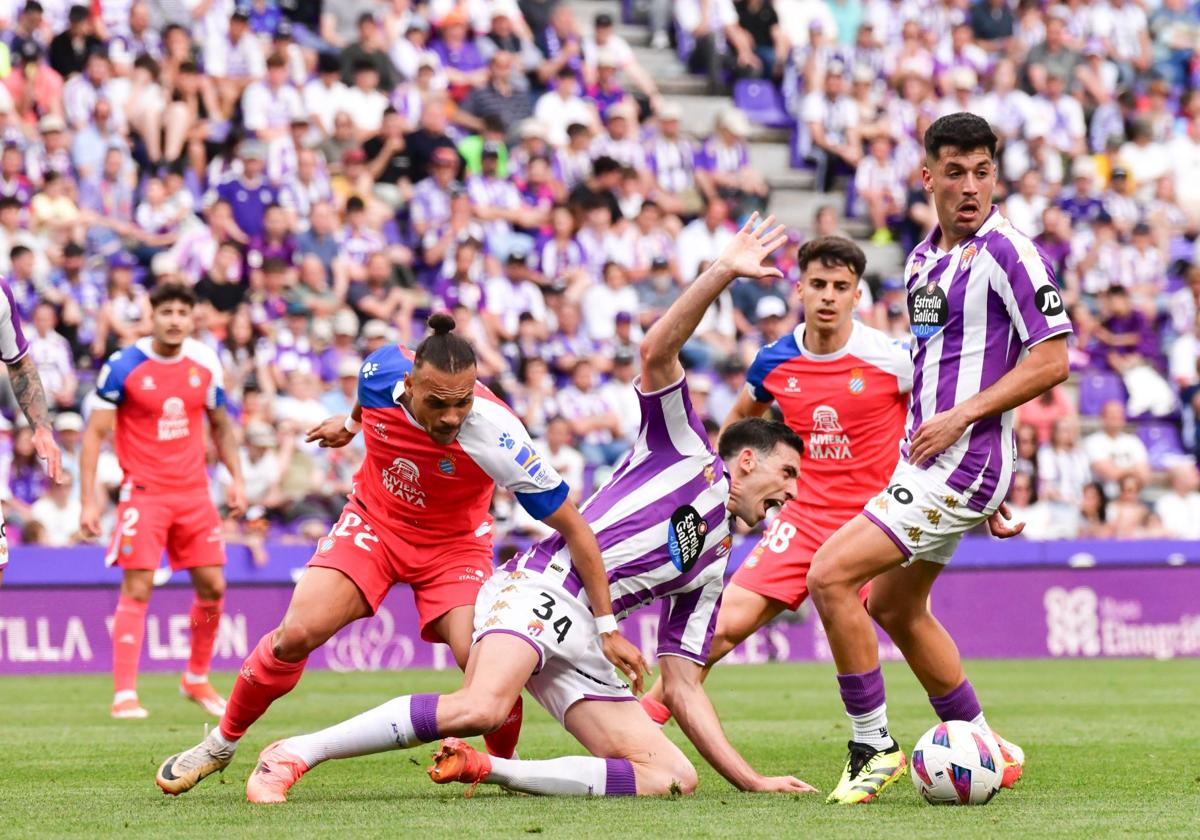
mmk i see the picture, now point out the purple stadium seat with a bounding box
[621,0,635,24]
[1137,421,1187,470]
[733,79,792,128]
[675,23,696,63]
[1077,371,1126,416]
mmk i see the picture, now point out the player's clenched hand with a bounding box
[747,775,819,794]
[987,501,1025,539]
[601,630,650,694]
[907,407,969,468]
[307,415,356,448]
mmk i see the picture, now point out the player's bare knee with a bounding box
[120,578,153,603]
[271,622,318,662]
[194,577,225,601]
[640,756,698,796]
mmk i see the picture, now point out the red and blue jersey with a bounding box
[93,338,225,494]
[354,345,568,545]
[746,322,912,529]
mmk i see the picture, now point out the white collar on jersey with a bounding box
[918,206,1004,258]
[792,320,859,361]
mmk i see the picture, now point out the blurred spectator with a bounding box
[557,358,623,466]
[1017,386,1076,444]
[1109,474,1152,538]
[1155,461,1200,539]
[29,472,81,547]
[1038,417,1092,510]
[1085,400,1151,498]
[27,302,76,410]
[1078,481,1113,538]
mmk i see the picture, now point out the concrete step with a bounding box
[750,142,812,190]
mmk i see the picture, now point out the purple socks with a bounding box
[930,679,983,722]
[410,693,442,743]
[604,758,637,796]
[837,666,886,715]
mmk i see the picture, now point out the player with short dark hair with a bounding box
[639,235,912,723]
[810,113,1069,803]
[155,313,641,798]
[246,215,818,803]
[80,282,246,719]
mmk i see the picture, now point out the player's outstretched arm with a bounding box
[640,213,787,393]
[721,388,772,436]
[306,401,362,448]
[542,501,649,691]
[7,354,62,484]
[908,335,1069,466]
[79,407,116,538]
[659,655,817,793]
[207,405,247,519]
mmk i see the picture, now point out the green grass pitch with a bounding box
[1,659,1197,838]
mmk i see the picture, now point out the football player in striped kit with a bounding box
[245,214,818,801]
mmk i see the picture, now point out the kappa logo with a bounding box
[500,584,518,594]
[785,376,801,393]
[490,600,510,613]
[374,422,388,439]
[873,495,890,512]
[1044,586,1101,657]
[942,495,960,510]
[923,508,942,527]
[483,615,501,628]
[848,367,865,395]
[904,526,923,544]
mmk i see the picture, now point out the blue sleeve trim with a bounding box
[95,347,148,406]
[745,334,799,403]
[357,345,413,408]
[515,480,569,521]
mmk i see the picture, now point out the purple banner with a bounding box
[2,566,1197,675]
[3,536,1199,588]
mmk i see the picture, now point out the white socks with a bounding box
[485,756,612,796]
[209,729,238,751]
[850,703,893,750]
[282,696,419,768]
[113,690,138,704]
[183,671,210,685]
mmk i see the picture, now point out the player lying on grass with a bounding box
[156,314,644,795]
[242,213,818,802]
[808,113,1066,804]
[638,237,1023,744]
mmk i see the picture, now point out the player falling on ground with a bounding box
[79,283,246,719]
[156,313,643,796]
[241,213,817,803]
[809,112,1069,804]
[638,236,911,723]
[0,275,63,587]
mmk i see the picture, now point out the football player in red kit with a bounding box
[156,314,642,800]
[80,283,246,719]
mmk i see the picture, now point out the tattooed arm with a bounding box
[7,354,63,483]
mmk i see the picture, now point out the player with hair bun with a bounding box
[156,313,643,801]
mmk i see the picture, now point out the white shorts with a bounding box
[861,460,988,566]
[473,569,635,725]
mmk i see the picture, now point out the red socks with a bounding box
[112,595,148,695]
[220,632,308,740]
[482,695,523,759]
[187,597,223,677]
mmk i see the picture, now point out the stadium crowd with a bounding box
[1,0,1199,553]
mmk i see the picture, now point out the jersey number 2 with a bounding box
[332,512,381,552]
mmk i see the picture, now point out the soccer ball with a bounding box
[910,720,1003,805]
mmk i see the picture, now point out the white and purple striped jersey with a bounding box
[903,207,1072,514]
[503,376,731,665]
[0,277,30,364]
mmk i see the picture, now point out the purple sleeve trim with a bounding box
[476,628,545,674]
[653,648,708,666]
[581,693,637,703]
[862,510,913,558]
[1023,323,1073,350]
